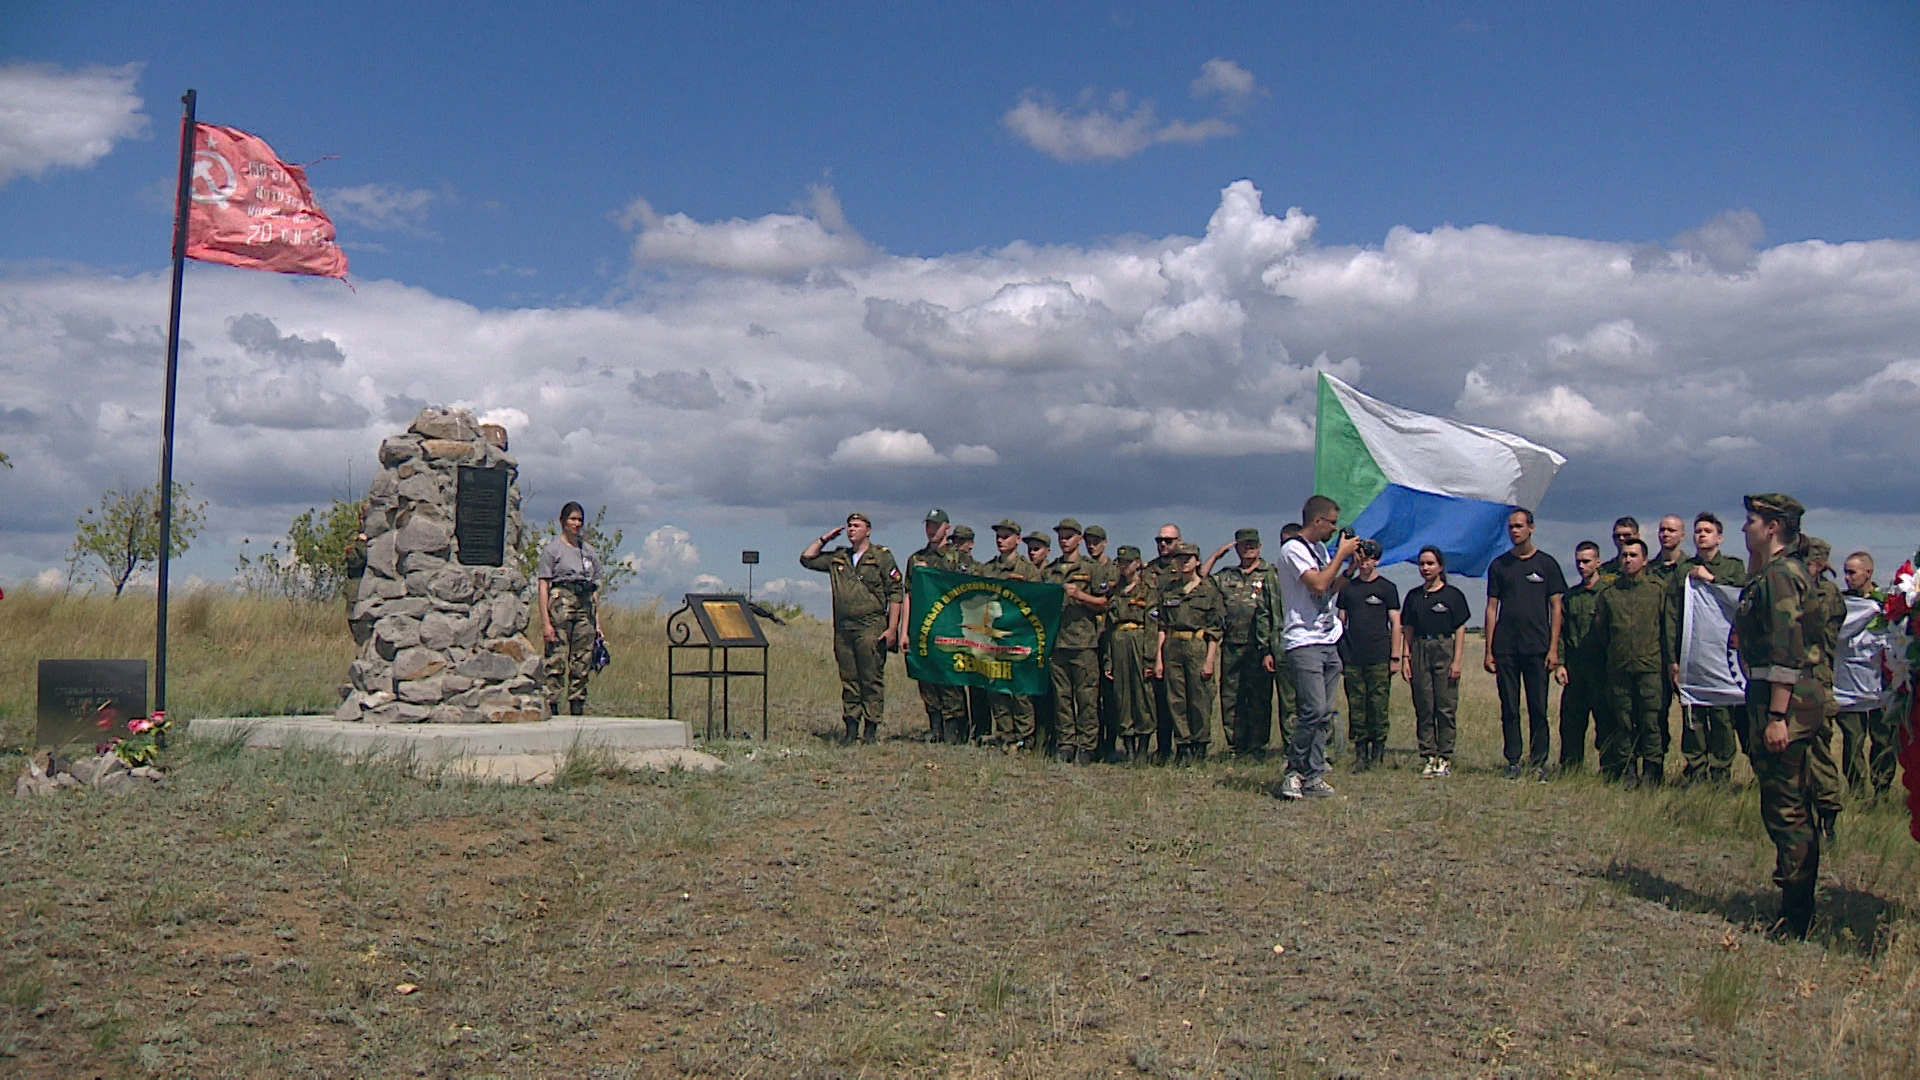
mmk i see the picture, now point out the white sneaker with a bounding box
[1434,758,1451,777]
[1302,776,1336,798]
[1278,772,1304,800]
[1421,756,1438,777]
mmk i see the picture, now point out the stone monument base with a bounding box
[190,715,688,760]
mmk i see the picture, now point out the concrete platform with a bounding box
[187,715,690,758]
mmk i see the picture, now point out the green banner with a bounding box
[904,568,1064,695]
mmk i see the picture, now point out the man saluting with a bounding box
[801,513,904,745]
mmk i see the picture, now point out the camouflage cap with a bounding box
[950,525,975,542]
[1234,527,1261,544]
[1116,545,1142,562]
[1805,536,1832,563]
[1054,517,1082,535]
[1024,530,1051,547]
[992,518,1022,535]
[1083,525,1107,542]
[846,511,872,525]
[924,508,949,524]
[1173,541,1202,558]
[1744,493,1805,521]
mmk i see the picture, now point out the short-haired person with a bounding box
[1664,511,1749,784]
[980,520,1042,749]
[1023,530,1057,751]
[948,524,989,739]
[1274,495,1362,799]
[1336,538,1399,771]
[1152,542,1225,764]
[1046,519,1115,765]
[1555,541,1607,772]
[1484,509,1567,780]
[1148,523,1185,758]
[1104,546,1157,763]
[1803,538,1847,843]
[800,512,905,745]
[1206,528,1284,758]
[1600,517,1641,584]
[1734,493,1829,939]
[905,508,968,745]
[1401,546,1470,777]
[536,501,604,716]
[1837,552,1897,799]
[1593,537,1666,786]
[1645,514,1690,761]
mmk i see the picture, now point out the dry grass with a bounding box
[1,588,1917,1077]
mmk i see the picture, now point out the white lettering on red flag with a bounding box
[185,123,347,278]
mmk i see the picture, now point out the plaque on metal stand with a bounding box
[667,594,769,741]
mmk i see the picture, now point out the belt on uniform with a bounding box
[1112,621,1148,630]
[1168,629,1209,640]
[556,581,597,596]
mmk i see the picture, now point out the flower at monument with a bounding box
[110,712,170,767]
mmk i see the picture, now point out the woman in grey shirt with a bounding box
[536,501,602,715]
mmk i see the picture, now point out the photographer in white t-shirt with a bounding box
[1275,494,1362,799]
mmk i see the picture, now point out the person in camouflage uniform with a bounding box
[1645,514,1689,761]
[1734,493,1830,940]
[1336,538,1400,771]
[1154,542,1224,763]
[1146,524,1185,759]
[1598,516,1641,585]
[1593,537,1666,786]
[1105,545,1158,763]
[537,501,604,717]
[1663,511,1750,783]
[1082,525,1120,758]
[904,509,970,745]
[1206,528,1283,758]
[949,525,991,741]
[800,512,904,745]
[980,520,1042,749]
[1556,541,1607,771]
[1804,537,1847,843]
[1046,519,1116,764]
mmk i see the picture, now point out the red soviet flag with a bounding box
[185,123,347,278]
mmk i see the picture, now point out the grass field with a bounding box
[3,590,1917,1078]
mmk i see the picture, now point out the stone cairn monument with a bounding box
[335,408,547,723]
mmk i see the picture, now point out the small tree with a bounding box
[69,482,207,597]
[515,504,634,598]
[235,498,367,600]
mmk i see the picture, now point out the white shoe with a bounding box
[1421,756,1438,777]
[1434,759,1451,777]
[1278,772,1304,800]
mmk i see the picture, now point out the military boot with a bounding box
[861,721,880,744]
[1075,748,1094,766]
[568,699,585,717]
[1818,809,1838,844]
[944,716,971,746]
[1641,760,1664,787]
[841,718,859,745]
[1775,881,1817,941]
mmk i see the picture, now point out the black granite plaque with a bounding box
[455,465,509,567]
[37,659,148,748]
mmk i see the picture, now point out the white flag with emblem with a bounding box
[1678,577,1746,707]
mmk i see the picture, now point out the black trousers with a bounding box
[1496,652,1551,766]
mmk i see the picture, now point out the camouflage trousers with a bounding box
[1407,637,1458,759]
[1747,685,1821,897]
[1606,670,1664,773]
[1051,648,1101,752]
[1163,635,1215,748]
[1343,662,1392,746]
[1220,642,1274,754]
[1558,664,1606,768]
[917,680,969,743]
[990,692,1036,747]
[1809,714,1843,815]
[1107,627,1157,739]
[1680,705,1742,779]
[543,588,596,711]
[1838,709,1899,799]
[833,615,888,728]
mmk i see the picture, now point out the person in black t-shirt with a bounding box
[1336,539,1400,771]
[1401,546,1471,776]
[1484,509,1567,780]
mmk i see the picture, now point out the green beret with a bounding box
[924,507,949,524]
[1023,530,1051,547]
[846,511,871,526]
[1054,517,1082,535]
[1115,545,1142,562]
[1083,525,1107,542]
[1744,493,1805,521]
[950,525,974,542]
[1235,527,1261,544]
[1805,536,1831,562]
[993,519,1022,535]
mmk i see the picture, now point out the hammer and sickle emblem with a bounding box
[190,149,238,207]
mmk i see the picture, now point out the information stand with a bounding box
[667,593,769,741]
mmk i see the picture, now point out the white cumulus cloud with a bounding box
[0,62,147,188]
[623,183,869,275]
[1004,74,1238,163]
[1189,58,1261,110]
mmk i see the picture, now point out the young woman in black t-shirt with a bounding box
[1400,546,1471,776]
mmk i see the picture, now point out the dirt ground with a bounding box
[4,658,1918,1078]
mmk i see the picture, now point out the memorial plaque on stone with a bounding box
[37,659,148,748]
[455,465,509,567]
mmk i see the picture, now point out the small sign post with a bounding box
[741,550,759,601]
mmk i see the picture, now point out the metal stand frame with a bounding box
[667,600,768,741]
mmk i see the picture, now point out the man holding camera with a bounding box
[1274,495,1362,799]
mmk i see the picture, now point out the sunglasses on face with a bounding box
[1156,537,1177,544]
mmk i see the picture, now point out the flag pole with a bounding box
[156,88,196,719]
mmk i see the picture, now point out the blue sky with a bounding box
[2,2,1918,608]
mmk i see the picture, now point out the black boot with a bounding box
[1818,809,1838,844]
[1776,880,1817,941]
[861,721,879,744]
[1192,744,1208,762]
[1641,760,1664,788]
[841,718,859,746]
[568,699,585,716]
[944,716,971,745]
[1075,748,1093,766]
